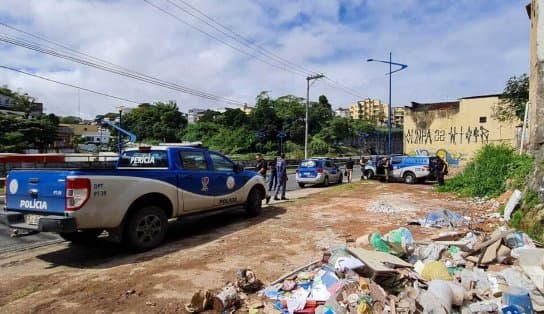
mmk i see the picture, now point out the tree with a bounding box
[10,93,39,119]
[249,91,280,141]
[493,74,529,122]
[274,95,305,144]
[122,101,187,143]
[218,108,249,128]
[60,116,82,124]
[309,94,333,135]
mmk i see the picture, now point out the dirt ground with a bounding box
[0,181,501,313]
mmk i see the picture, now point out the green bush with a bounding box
[510,210,523,228]
[437,144,533,198]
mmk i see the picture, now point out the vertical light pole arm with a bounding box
[305,78,310,160]
[367,54,407,155]
[388,52,392,155]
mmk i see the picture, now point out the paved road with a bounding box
[0,167,365,253]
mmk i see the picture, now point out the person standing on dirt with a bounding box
[345,157,354,183]
[268,157,278,191]
[435,155,446,186]
[359,157,367,180]
[383,157,391,182]
[274,153,288,200]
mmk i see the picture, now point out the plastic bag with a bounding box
[370,228,414,256]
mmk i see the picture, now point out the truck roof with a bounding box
[124,142,205,151]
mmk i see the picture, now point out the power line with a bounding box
[322,77,366,99]
[168,0,317,76]
[1,19,366,102]
[148,0,367,100]
[143,0,307,77]
[0,33,244,105]
[0,65,142,104]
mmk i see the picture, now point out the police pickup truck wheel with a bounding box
[125,206,168,252]
[404,172,416,184]
[245,187,263,216]
[364,170,374,180]
[59,229,102,244]
[337,174,343,184]
[298,183,305,188]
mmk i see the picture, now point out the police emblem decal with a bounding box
[9,179,18,195]
[201,176,209,191]
[226,176,235,190]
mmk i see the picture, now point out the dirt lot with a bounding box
[0,181,491,313]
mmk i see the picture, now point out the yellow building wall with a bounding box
[403,96,519,165]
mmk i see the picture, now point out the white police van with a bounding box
[363,155,436,184]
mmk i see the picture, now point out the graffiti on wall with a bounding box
[407,148,462,166]
[405,126,490,145]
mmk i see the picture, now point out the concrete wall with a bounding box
[404,95,519,165]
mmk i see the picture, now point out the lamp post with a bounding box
[357,130,365,158]
[255,131,265,152]
[367,53,407,155]
[277,129,287,155]
[116,106,126,155]
[305,73,325,159]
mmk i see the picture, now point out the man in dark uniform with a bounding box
[345,157,354,183]
[255,153,270,203]
[255,153,267,177]
[435,155,446,186]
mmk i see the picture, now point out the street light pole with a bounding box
[116,106,126,155]
[305,73,325,159]
[367,53,407,155]
[388,52,392,156]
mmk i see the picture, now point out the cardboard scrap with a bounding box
[479,236,502,264]
[462,229,513,258]
[348,247,413,273]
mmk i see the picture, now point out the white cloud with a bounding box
[0,0,530,119]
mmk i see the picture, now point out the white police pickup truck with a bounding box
[1,145,268,251]
[363,155,436,184]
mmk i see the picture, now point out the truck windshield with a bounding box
[118,150,168,168]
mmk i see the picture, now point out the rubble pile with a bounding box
[368,202,406,214]
[185,192,544,314]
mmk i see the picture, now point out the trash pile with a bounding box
[185,193,544,313]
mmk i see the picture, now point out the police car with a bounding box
[1,144,268,251]
[363,155,436,184]
[295,158,343,187]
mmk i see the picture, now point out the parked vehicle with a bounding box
[363,155,436,184]
[295,158,343,188]
[0,144,268,251]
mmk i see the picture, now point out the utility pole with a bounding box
[305,73,325,159]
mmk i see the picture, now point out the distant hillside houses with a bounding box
[0,94,43,118]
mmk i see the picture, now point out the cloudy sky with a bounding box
[0,0,530,119]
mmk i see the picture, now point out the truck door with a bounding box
[207,152,247,207]
[177,150,215,212]
[391,156,404,178]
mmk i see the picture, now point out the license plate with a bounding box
[24,214,41,225]
[303,172,311,177]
